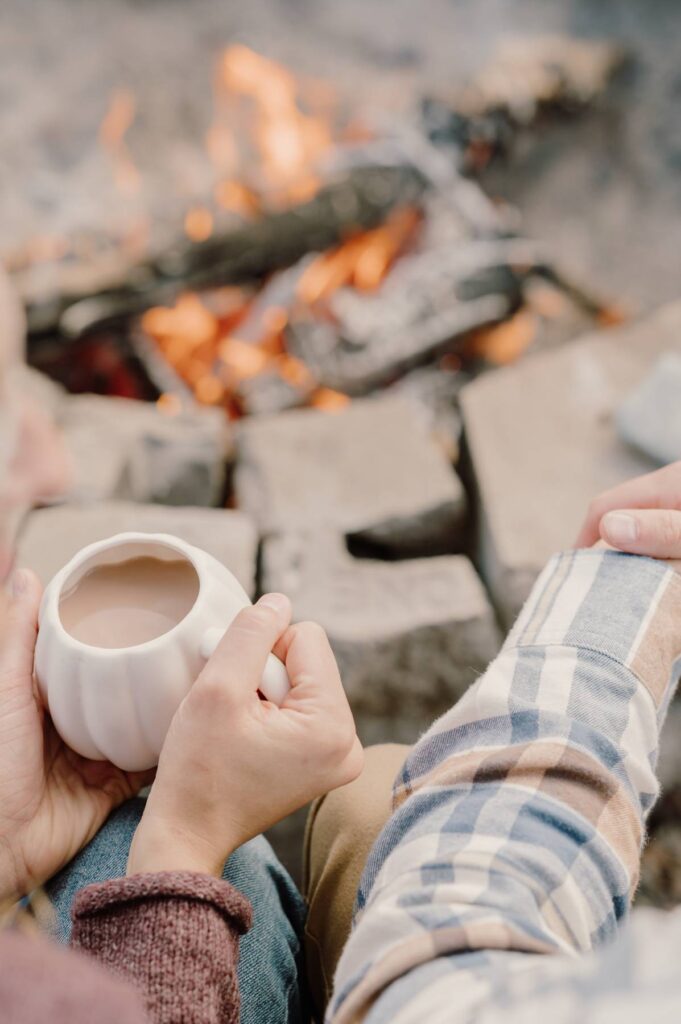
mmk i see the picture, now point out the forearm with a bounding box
[71,872,252,1024]
[330,551,681,1023]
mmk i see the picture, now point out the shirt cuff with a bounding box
[506,549,681,710]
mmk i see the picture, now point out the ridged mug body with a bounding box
[35,533,288,771]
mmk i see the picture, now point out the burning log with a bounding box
[26,164,427,340]
[286,239,530,394]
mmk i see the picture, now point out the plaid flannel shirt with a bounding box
[330,550,681,1024]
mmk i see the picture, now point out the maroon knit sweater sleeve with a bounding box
[70,871,253,1024]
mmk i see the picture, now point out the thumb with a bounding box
[1,569,43,685]
[197,593,292,700]
[600,509,681,559]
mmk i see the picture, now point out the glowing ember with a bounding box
[214,179,260,217]
[156,393,183,416]
[218,338,270,381]
[354,209,421,291]
[297,208,420,304]
[99,89,141,195]
[467,310,537,365]
[142,294,218,351]
[597,305,628,327]
[194,375,225,405]
[184,206,214,242]
[143,188,418,414]
[309,388,351,412]
[278,354,314,388]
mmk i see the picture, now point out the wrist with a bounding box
[127,816,232,879]
[0,836,22,905]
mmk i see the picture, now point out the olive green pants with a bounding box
[303,744,410,1021]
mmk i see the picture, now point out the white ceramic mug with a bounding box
[34,532,290,771]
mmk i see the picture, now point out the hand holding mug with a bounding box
[128,595,363,877]
[0,571,151,904]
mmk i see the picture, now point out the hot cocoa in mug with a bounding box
[35,533,290,771]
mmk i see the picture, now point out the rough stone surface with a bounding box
[61,416,132,503]
[262,532,500,743]
[236,396,467,557]
[616,352,681,466]
[389,365,467,463]
[461,302,681,626]
[59,394,230,507]
[17,501,258,595]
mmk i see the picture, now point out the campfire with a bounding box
[16,38,623,427]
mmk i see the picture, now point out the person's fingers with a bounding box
[0,569,42,687]
[575,469,669,548]
[197,593,292,700]
[600,508,681,559]
[273,620,345,706]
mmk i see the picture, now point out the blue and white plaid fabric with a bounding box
[330,551,681,1023]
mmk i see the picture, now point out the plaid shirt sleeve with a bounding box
[329,550,681,1024]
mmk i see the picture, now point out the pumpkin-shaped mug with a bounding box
[34,532,290,771]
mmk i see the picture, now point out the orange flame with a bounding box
[156,393,183,416]
[467,310,537,365]
[297,208,420,305]
[143,206,417,412]
[218,337,270,381]
[99,89,141,195]
[133,47,421,417]
[184,206,214,242]
[215,45,333,204]
[309,387,350,412]
[214,179,261,217]
[142,293,218,360]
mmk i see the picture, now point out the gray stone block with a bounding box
[617,352,681,465]
[461,302,681,626]
[61,417,132,503]
[236,396,467,556]
[17,501,258,595]
[128,409,230,508]
[262,532,500,742]
[59,395,230,507]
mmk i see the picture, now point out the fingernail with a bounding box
[257,593,290,615]
[10,569,28,599]
[603,512,639,545]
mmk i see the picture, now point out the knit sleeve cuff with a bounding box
[72,871,253,935]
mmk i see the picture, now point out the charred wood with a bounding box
[287,242,528,394]
[25,164,427,341]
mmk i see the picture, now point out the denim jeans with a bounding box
[45,798,307,1024]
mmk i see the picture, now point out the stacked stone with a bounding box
[461,301,681,626]
[16,302,681,883]
[17,367,231,507]
[235,395,500,743]
[18,386,500,751]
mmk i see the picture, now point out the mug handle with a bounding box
[199,627,291,706]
